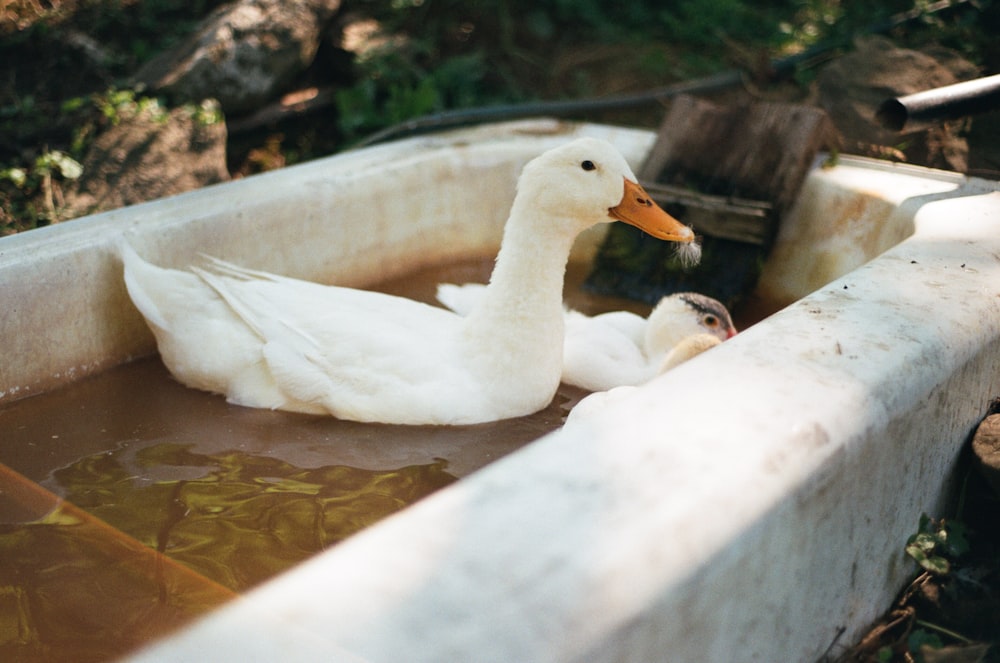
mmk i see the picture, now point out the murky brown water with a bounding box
[0,461,236,662]
[0,254,774,661]
[1,256,675,662]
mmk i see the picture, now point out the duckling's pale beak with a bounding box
[609,178,694,243]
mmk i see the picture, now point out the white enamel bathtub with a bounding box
[1,119,998,662]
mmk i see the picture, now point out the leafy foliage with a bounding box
[905,513,970,576]
[851,505,995,662]
[0,149,82,232]
[0,87,210,233]
[3,0,997,232]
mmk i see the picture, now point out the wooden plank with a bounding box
[640,181,772,245]
[640,95,834,215]
[587,95,836,307]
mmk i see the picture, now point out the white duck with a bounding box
[122,137,694,425]
[564,332,725,427]
[436,283,736,392]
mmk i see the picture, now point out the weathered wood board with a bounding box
[586,94,836,307]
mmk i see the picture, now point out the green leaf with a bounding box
[60,96,88,113]
[917,512,933,534]
[0,167,27,187]
[905,540,951,575]
[943,520,970,557]
[907,532,940,554]
[907,628,943,653]
[36,151,83,180]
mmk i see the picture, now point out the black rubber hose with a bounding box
[351,0,976,148]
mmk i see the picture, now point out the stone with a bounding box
[815,35,976,171]
[133,0,341,114]
[971,409,1000,498]
[64,101,229,218]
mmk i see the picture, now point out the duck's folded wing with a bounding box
[193,264,463,412]
[561,316,653,391]
[579,310,646,346]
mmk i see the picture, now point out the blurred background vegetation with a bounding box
[1,0,997,233]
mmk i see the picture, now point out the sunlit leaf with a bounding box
[0,167,27,187]
[905,542,951,575]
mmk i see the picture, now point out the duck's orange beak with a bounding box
[609,178,694,243]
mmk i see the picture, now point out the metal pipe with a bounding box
[876,73,1000,133]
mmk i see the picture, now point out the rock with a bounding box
[133,0,341,114]
[64,101,229,218]
[814,35,977,171]
[971,407,1000,498]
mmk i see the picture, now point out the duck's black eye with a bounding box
[581,160,596,171]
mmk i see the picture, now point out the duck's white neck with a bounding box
[462,201,582,376]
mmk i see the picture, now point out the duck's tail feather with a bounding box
[190,265,329,365]
[119,241,174,332]
[190,265,270,340]
[199,254,288,283]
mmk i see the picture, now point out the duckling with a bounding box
[436,284,735,392]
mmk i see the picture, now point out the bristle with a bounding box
[674,237,702,269]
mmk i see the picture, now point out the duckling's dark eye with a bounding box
[704,315,719,327]
[581,160,596,171]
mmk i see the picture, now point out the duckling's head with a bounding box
[515,137,694,243]
[644,292,737,358]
